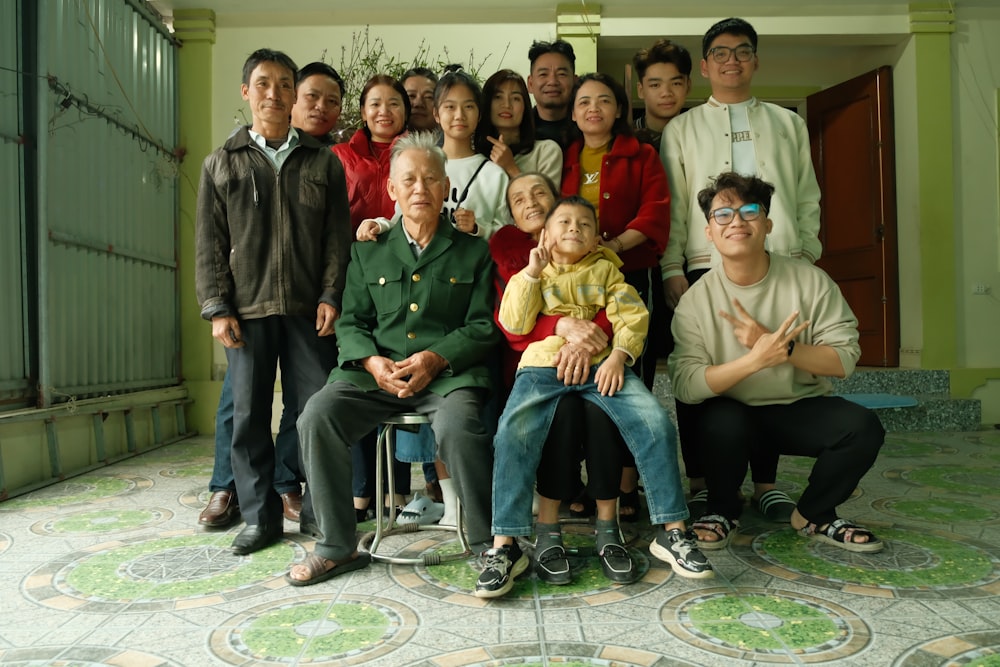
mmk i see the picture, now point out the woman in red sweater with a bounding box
[331,75,410,232]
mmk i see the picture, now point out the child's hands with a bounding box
[525,228,550,278]
[452,208,478,235]
[595,350,627,396]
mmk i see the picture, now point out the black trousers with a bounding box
[683,395,884,525]
[226,315,336,525]
[535,394,626,502]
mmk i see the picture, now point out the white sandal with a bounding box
[396,492,445,526]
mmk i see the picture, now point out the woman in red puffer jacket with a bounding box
[332,74,410,232]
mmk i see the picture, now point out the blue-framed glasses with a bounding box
[708,202,765,225]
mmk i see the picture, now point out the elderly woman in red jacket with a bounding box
[561,72,670,521]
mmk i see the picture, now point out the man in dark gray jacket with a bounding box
[195,48,351,555]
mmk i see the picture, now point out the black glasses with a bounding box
[707,44,756,63]
[708,203,765,225]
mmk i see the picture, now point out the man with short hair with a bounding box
[526,39,576,148]
[199,60,349,532]
[286,132,500,586]
[195,48,351,555]
[401,67,439,132]
[633,39,692,152]
[660,18,823,520]
[291,61,344,145]
[669,171,883,553]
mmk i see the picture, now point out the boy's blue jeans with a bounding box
[491,366,688,536]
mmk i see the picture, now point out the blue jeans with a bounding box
[210,366,301,494]
[491,366,687,536]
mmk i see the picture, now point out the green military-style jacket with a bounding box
[330,215,500,396]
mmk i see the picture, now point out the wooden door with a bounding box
[807,67,899,367]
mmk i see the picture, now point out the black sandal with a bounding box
[618,489,641,523]
[800,518,883,553]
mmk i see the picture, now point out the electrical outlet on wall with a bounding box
[972,283,992,295]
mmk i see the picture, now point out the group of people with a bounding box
[194,16,886,600]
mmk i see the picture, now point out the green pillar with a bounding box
[174,9,218,434]
[910,2,956,369]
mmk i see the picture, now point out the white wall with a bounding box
[211,23,551,147]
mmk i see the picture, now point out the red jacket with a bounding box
[331,130,400,231]
[561,133,670,273]
[489,224,613,388]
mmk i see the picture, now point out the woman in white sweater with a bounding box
[475,69,563,186]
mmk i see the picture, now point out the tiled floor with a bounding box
[1,428,999,666]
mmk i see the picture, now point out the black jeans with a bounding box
[683,395,884,525]
[225,315,336,525]
[535,394,626,502]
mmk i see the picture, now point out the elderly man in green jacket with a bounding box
[287,131,501,586]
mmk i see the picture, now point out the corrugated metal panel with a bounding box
[38,0,178,404]
[0,0,30,407]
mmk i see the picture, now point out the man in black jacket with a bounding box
[194,48,351,555]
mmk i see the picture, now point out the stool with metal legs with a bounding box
[358,412,473,565]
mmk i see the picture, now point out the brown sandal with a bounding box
[284,552,371,587]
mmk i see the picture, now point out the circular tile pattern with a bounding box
[887,465,999,497]
[210,594,417,665]
[745,525,1000,596]
[405,642,690,667]
[30,507,174,536]
[880,436,957,458]
[0,646,183,666]
[0,532,10,556]
[24,530,305,611]
[895,630,1000,666]
[662,587,870,663]
[387,526,669,608]
[159,461,214,479]
[873,497,998,524]
[0,475,153,511]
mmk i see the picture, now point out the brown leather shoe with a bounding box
[281,490,302,522]
[199,490,240,528]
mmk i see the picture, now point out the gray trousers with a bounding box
[298,381,494,561]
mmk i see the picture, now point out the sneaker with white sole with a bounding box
[649,527,715,579]
[474,541,528,598]
[396,492,445,526]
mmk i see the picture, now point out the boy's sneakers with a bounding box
[534,544,572,585]
[475,541,529,598]
[650,527,715,579]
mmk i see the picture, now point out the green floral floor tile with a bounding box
[754,526,998,590]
